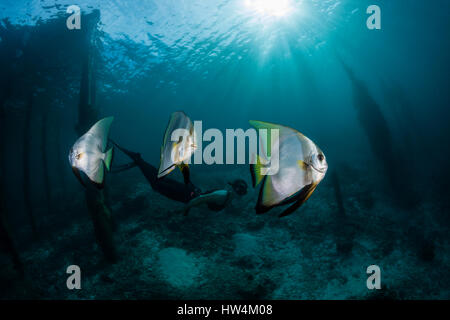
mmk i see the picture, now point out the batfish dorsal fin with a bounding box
[249,120,298,160]
[249,120,285,131]
[87,116,114,151]
[249,120,298,136]
[249,120,312,151]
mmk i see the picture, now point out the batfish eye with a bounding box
[76,153,83,160]
[318,154,324,162]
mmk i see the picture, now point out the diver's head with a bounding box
[310,148,328,174]
[228,179,248,196]
[186,182,202,199]
[192,185,202,197]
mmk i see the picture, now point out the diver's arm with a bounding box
[184,189,231,215]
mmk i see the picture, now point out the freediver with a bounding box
[110,141,247,215]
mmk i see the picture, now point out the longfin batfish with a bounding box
[249,120,327,217]
[69,117,114,188]
[158,111,197,184]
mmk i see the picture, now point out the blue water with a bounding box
[0,0,449,299]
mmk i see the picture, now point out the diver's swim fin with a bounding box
[179,163,190,185]
[110,162,137,173]
[109,139,141,161]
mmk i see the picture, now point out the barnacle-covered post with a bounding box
[55,108,68,204]
[24,93,38,237]
[1,81,23,274]
[0,87,6,203]
[338,59,416,209]
[0,200,24,276]
[41,103,52,212]
[0,25,24,272]
[75,11,117,262]
[1,22,38,238]
[331,170,352,255]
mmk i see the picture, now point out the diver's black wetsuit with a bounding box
[111,142,200,203]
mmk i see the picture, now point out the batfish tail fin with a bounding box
[104,147,113,171]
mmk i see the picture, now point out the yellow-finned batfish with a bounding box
[158,111,197,184]
[69,117,114,189]
[249,120,328,217]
